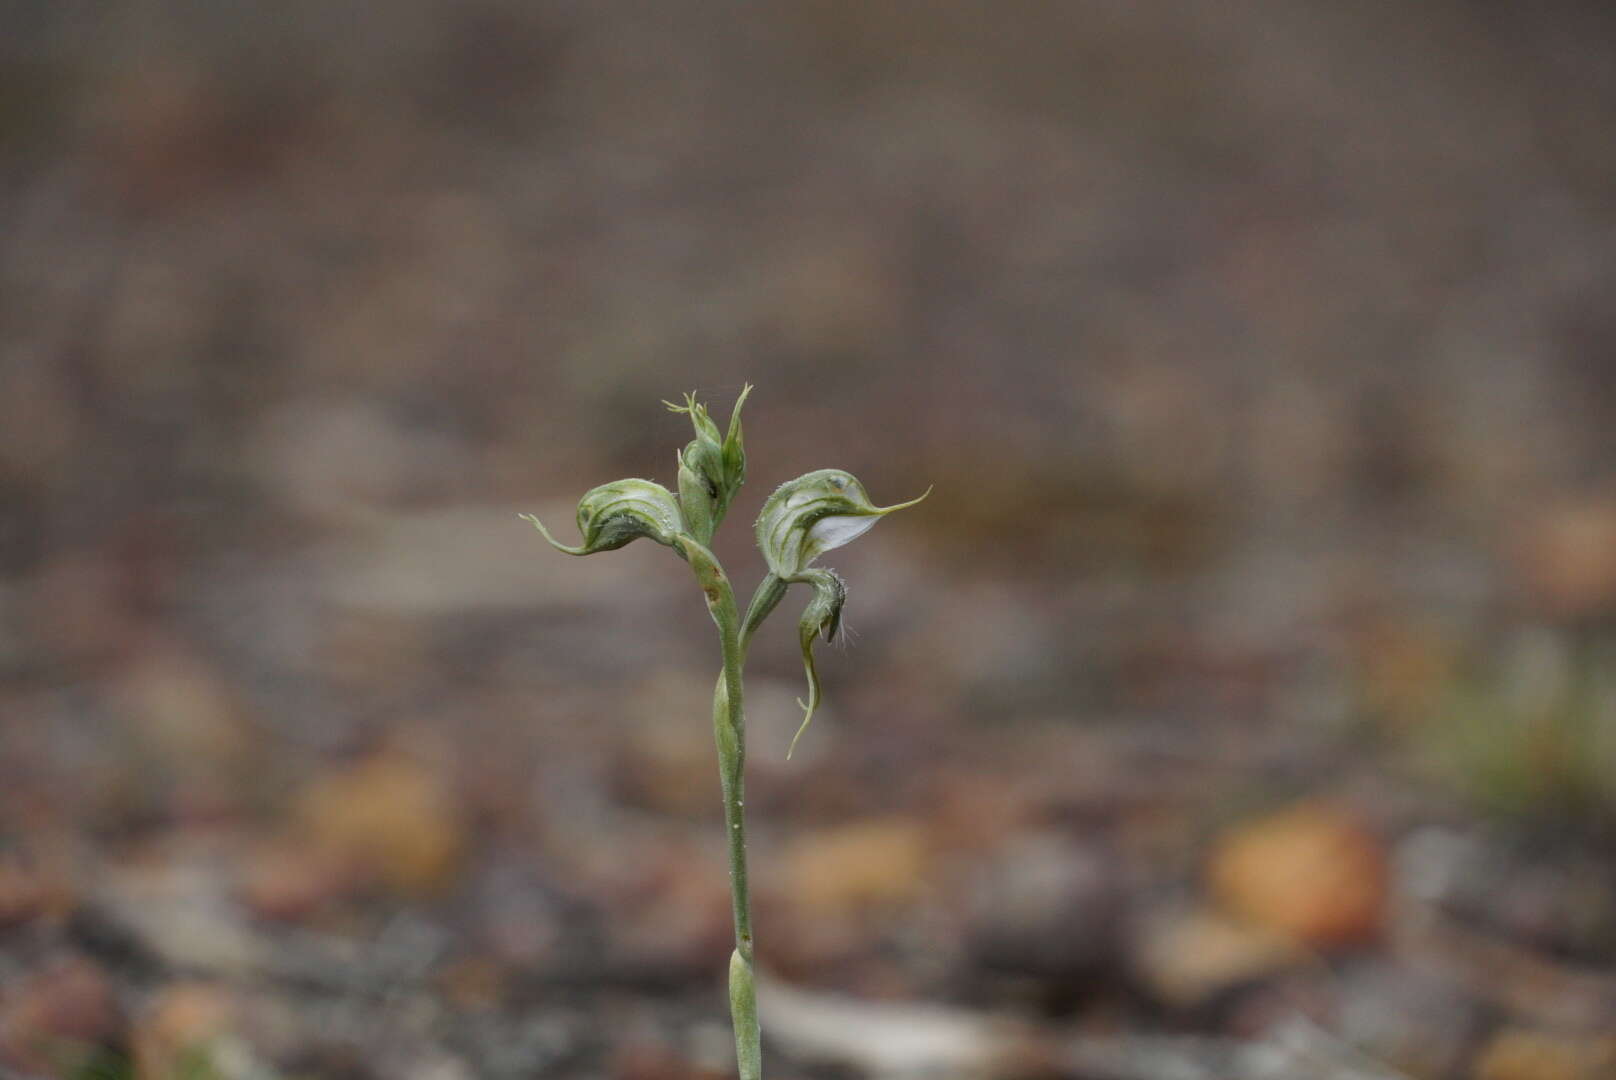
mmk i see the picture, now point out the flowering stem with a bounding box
[525,391,925,1080]
[682,538,762,1080]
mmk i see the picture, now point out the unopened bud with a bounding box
[666,385,750,544]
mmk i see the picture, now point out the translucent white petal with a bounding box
[807,514,878,555]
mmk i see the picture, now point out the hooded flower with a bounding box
[755,469,929,579]
[521,478,685,556]
[754,469,928,755]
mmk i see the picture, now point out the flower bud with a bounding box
[521,478,685,556]
[666,385,750,544]
[755,469,930,579]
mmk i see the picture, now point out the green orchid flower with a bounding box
[755,468,930,579]
[752,469,929,756]
[521,477,685,556]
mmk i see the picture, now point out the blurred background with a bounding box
[3,1,1616,1077]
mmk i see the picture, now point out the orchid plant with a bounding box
[522,387,926,1078]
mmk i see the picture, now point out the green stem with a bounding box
[682,539,762,1080]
